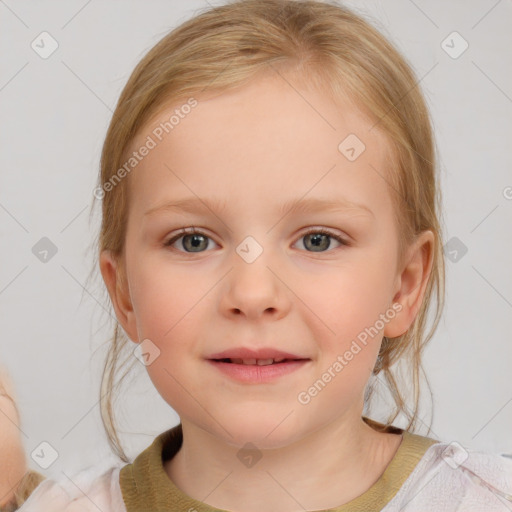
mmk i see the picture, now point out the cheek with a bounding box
[299,256,395,338]
[128,261,211,388]
[129,260,204,340]
[129,264,207,409]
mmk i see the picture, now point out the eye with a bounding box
[164,227,217,253]
[295,228,349,252]
[163,227,349,254]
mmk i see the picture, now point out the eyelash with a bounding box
[163,227,349,252]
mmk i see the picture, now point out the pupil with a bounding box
[307,233,329,251]
[185,234,206,252]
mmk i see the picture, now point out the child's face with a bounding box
[104,72,416,448]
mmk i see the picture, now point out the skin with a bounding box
[0,367,28,508]
[100,69,434,511]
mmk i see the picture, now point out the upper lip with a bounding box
[207,348,309,360]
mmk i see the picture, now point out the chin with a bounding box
[210,412,307,451]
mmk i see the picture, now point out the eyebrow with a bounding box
[144,196,374,218]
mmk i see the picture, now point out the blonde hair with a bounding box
[88,0,445,462]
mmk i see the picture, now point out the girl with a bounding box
[2,0,511,510]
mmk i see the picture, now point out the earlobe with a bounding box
[99,250,139,343]
[383,230,435,338]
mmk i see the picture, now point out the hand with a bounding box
[0,365,28,508]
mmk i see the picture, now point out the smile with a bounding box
[207,358,310,383]
[216,357,294,365]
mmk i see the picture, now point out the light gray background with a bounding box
[1,0,511,480]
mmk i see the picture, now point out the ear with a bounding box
[384,230,435,338]
[99,250,139,343]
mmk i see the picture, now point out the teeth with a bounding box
[228,358,286,365]
[256,358,274,366]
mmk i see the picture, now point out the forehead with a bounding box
[125,71,394,218]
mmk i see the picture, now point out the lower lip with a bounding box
[207,360,310,383]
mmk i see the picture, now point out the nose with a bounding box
[219,246,291,321]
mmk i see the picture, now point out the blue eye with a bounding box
[164,228,216,253]
[297,228,348,252]
[164,227,348,253]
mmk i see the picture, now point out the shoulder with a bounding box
[16,462,127,512]
[385,437,512,511]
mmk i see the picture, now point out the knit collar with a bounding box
[119,419,439,511]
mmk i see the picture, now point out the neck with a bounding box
[165,415,402,512]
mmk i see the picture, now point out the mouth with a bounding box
[206,350,311,383]
[207,347,309,362]
[212,357,308,366]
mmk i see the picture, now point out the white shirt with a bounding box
[18,439,512,511]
